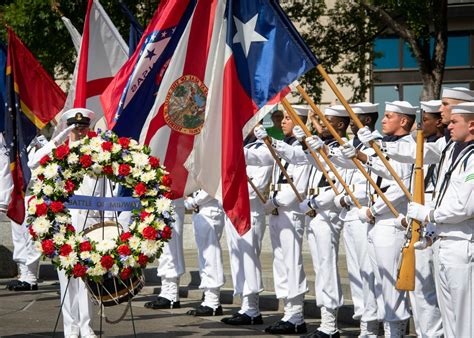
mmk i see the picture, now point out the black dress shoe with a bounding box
[144,296,180,309]
[221,313,263,325]
[186,305,223,316]
[12,281,38,291]
[306,329,340,338]
[6,279,20,291]
[264,320,307,334]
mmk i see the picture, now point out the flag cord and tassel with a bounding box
[282,98,363,209]
[296,84,399,217]
[314,65,412,201]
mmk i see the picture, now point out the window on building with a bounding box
[374,37,400,70]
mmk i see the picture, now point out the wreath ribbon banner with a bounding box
[65,195,140,211]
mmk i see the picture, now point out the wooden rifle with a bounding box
[395,110,425,291]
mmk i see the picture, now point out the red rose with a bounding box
[79,155,92,168]
[142,226,157,240]
[100,255,114,270]
[117,244,131,256]
[102,165,113,175]
[59,244,73,256]
[161,226,172,240]
[140,211,150,221]
[101,141,113,152]
[118,164,131,176]
[120,232,132,242]
[137,254,148,266]
[42,239,55,256]
[50,201,64,213]
[118,137,130,149]
[120,267,133,280]
[65,180,75,193]
[28,226,37,240]
[134,182,147,196]
[148,156,160,168]
[66,224,75,233]
[161,175,172,186]
[79,241,92,252]
[163,191,174,199]
[39,155,51,166]
[36,203,48,216]
[54,144,70,160]
[72,263,87,278]
[87,131,98,138]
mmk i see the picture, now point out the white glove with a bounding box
[407,202,431,223]
[34,135,49,147]
[305,135,324,152]
[333,193,353,210]
[341,143,356,159]
[299,199,312,214]
[253,125,268,141]
[52,124,76,146]
[357,126,375,147]
[394,214,408,228]
[292,126,306,141]
[357,206,373,223]
[184,197,196,211]
[414,238,429,250]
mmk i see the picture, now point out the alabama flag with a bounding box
[102,0,317,235]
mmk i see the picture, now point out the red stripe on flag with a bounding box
[86,77,114,98]
[144,106,167,145]
[7,158,26,224]
[74,0,93,108]
[221,55,258,236]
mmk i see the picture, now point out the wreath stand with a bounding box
[52,177,139,338]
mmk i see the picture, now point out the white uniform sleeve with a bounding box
[244,145,274,166]
[27,141,56,169]
[433,161,474,224]
[193,190,215,206]
[274,140,310,165]
[384,137,444,164]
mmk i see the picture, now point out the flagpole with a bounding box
[296,84,399,217]
[282,98,362,209]
[262,137,304,203]
[313,65,412,201]
[247,176,267,204]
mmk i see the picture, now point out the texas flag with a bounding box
[102,0,317,235]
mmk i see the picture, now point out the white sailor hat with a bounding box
[61,108,95,126]
[350,102,379,114]
[325,105,349,117]
[292,104,309,116]
[442,87,474,101]
[451,102,474,114]
[385,101,418,115]
[420,100,442,113]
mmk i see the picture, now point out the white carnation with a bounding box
[90,252,101,264]
[32,166,44,177]
[110,264,119,276]
[42,185,54,196]
[112,143,121,153]
[128,236,141,251]
[59,252,78,268]
[88,264,106,277]
[44,164,59,180]
[32,217,51,235]
[32,181,43,195]
[53,233,66,245]
[62,169,73,179]
[123,256,136,268]
[67,153,79,165]
[80,251,91,260]
[141,171,155,183]
[155,220,166,231]
[155,197,172,214]
[95,239,116,253]
[132,152,149,168]
[97,151,111,163]
[141,240,160,257]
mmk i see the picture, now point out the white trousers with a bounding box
[409,247,443,337]
[157,199,186,279]
[224,198,265,296]
[343,219,379,322]
[58,271,94,337]
[367,222,410,322]
[307,210,343,310]
[269,206,307,299]
[433,238,473,338]
[11,221,40,283]
[192,204,225,289]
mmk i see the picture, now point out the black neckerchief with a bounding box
[452,140,474,163]
[284,136,297,145]
[382,134,406,142]
[353,137,362,149]
[426,134,441,143]
[443,128,451,142]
